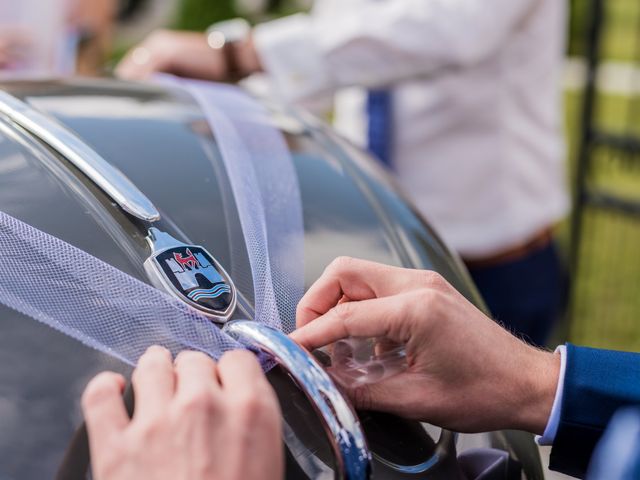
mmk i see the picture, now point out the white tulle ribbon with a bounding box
[0,79,304,364]
[159,76,304,334]
[0,211,238,365]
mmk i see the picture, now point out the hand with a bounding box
[0,29,32,70]
[116,29,262,82]
[116,30,226,81]
[82,347,283,480]
[291,257,560,434]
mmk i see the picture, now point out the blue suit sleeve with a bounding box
[549,343,640,477]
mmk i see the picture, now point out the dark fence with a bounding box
[569,0,640,350]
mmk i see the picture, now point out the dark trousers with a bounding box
[466,242,567,347]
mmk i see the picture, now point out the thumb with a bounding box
[291,295,409,351]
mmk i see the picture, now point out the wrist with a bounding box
[234,34,263,78]
[515,348,561,435]
[206,19,262,81]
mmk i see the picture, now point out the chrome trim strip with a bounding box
[223,321,373,480]
[0,91,160,222]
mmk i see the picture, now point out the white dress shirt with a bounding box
[254,0,569,258]
[538,345,567,445]
[0,0,76,78]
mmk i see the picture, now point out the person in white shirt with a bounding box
[0,0,75,77]
[117,0,569,346]
[0,0,116,77]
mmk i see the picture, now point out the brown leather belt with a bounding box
[463,228,554,270]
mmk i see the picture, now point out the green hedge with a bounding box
[173,0,310,31]
[174,0,237,31]
[568,0,588,57]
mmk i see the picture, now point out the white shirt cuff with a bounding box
[536,345,567,446]
[253,14,336,103]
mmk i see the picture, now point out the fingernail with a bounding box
[146,345,170,356]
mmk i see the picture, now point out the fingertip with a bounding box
[82,372,129,436]
[288,325,326,352]
[288,329,310,349]
[288,330,301,342]
[133,346,173,381]
[292,306,351,351]
[217,349,271,394]
[138,345,173,365]
[174,349,211,365]
[82,372,129,453]
[82,371,125,409]
[114,61,130,79]
[174,350,188,364]
[220,348,257,362]
[145,344,171,355]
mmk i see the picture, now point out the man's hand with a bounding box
[82,347,283,480]
[291,257,560,435]
[0,29,31,70]
[116,29,261,82]
[116,30,227,81]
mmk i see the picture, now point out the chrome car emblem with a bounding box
[144,228,236,323]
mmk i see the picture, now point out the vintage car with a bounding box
[0,78,545,479]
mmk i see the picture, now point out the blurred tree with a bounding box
[175,0,237,31]
[173,0,309,31]
[117,0,149,21]
[568,0,588,57]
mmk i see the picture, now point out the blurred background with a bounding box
[563,0,640,353]
[2,0,639,353]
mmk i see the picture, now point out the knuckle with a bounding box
[134,420,163,442]
[416,287,439,306]
[175,350,211,365]
[332,301,355,323]
[137,346,172,369]
[177,389,215,414]
[146,344,172,357]
[175,350,217,374]
[94,454,123,479]
[295,301,308,319]
[234,391,273,426]
[221,349,256,367]
[414,288,448,324]
[326,256,356,275]
[91,431,126,469]
[236,391,263,414]
[191,462,216,478]
[419,270,447,290]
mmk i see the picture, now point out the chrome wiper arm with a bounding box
[0,91,160,222]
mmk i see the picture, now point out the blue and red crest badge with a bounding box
[144,228,236,322]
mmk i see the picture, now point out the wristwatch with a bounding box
[206,18,252,81]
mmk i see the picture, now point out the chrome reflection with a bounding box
[282,421,334,480]
[223,321,372,480]
[369,425,450,474]
[372,452,440,474]
[0,91,160,222]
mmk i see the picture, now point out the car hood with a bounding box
[0,78,491,479]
